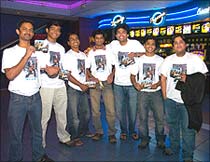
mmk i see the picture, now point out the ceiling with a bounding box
[1,0,192,20]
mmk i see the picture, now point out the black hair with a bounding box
[46,21,62,30]
[92,29,105,38]
[114,23,129,35]
[67,32,79,39]
[172,34,187,45]
[17,19,34,30]
[144,36,158,48]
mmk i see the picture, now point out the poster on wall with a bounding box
[160,27,166,36]
[183,24,191,34]
[146,28,153,36]
[192,23,201,33]
[153,27,159,36]
[201,22,210,33]
[175,25,183,34]
[141,28,146,37]
[167,26,174,36]
[135,30,141,37]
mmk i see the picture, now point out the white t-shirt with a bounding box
[62,49,88,91]
[86,47,113,81]
[38,39,65,88]
[131,54,164,92]
[160,52,208,103]
[109,39,145,86]
[1,45,40,96]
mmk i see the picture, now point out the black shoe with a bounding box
[38,154,54,162]
[92,133,103,141]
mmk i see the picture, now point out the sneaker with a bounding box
[163,148,173,155]
[109,135,117,144]
[157,141,165,149]
[138,140,149,149]
[38,154,54,162]
[92,133,103,141]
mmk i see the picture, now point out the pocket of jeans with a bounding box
[10,93,23,103]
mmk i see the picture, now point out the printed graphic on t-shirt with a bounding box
[24,57,38,80]
[78,59,85,77]
[95,55,106,72]
[118,52,135,68]
[34,40,48,53]
[59,63,69,81]
[141,63,156,89]
[170,64,187,82]
[49,51,60,66]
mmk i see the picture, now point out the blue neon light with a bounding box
[98,19,112,24]
[126,21,149,25]
[166,14,197,21]
[98,24,110,28]
[166,7,198,16]
[126,16,150,20]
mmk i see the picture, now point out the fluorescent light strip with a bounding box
[126,16,150,20]
[166,7,198,16]
[98,19,112,24]
[166,14,197,21]
[126,21,149,25]
[98,24,110,28]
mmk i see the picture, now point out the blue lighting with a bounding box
[126,16,150,20]
[98,24,110,28]
[166,14,197,21]
[126,21,149,25]
[98,19,112,24]
[166,7,198,16]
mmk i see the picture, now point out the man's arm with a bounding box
[130,74,143,91]
[68,72,88,92]
[4,46,35,81]
[160,74,167,99]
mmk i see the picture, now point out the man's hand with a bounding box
[25,46,35,59]
[180,74,187,82]
[80,84,89,92]
[134,83,143,91]
[107,73,114,84]
[44,65,60,77]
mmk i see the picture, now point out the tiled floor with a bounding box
[1,90,209,162]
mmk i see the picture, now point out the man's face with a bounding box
[46,25,61,40]
[68,34,80,49]
[144,39,156,53]
[173,36,186,53]
[16,22,34,41]
[115,28,128,43]
[94,34,104,46]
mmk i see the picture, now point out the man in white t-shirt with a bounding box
[131,36,165,149]
[1,20,53,162]
[109,24,145,141]
[86,29,117,143]
[38,21,71,148]
[160,34,208,162]
[62,33,90,146]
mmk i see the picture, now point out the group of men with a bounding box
[1,19,208,162]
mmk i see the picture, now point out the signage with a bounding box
[150,12,166,25]
[197,6,210,15]
[111,15,125,27]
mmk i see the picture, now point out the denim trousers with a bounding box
[89,82,116,135]
[113,84,138,135]
[138,90,165,142]
[8,92,45,162]
[164,98,196,161]
[67,86,90,139]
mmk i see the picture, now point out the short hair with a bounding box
[172,34,187,45]
[46,21,62,29]
[92,29,105,38]
[67,32,79,39]
[17,19,34,30]
[114,23,129,35]
[144,36,158,48]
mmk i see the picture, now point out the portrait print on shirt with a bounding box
[34,40,49,53]
[24,57,38,80]
[141,63,155,89]
[118,51,135,68]
[78,59,85,77]
[170,64,187,82]
[50,51,60,67]
[95,55,106,72]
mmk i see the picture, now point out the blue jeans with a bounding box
[164,98,196,161]
[67,86,90,139]
[113,84,138,135]
[8,92,45,162]
[138,90,165,142]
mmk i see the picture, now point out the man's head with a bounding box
[144,36,157,54]
[16,19,34,41]
[92,29,105,46]
[114,24,129,44]
[67,33,80,50]
[46,21,62,41]
[172,34,187,54]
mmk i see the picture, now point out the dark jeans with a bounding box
[8,92,45,161]
[67,86,90,139]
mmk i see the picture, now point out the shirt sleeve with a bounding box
[1,48,16,73]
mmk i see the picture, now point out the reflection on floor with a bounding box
[0,90,209,162]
